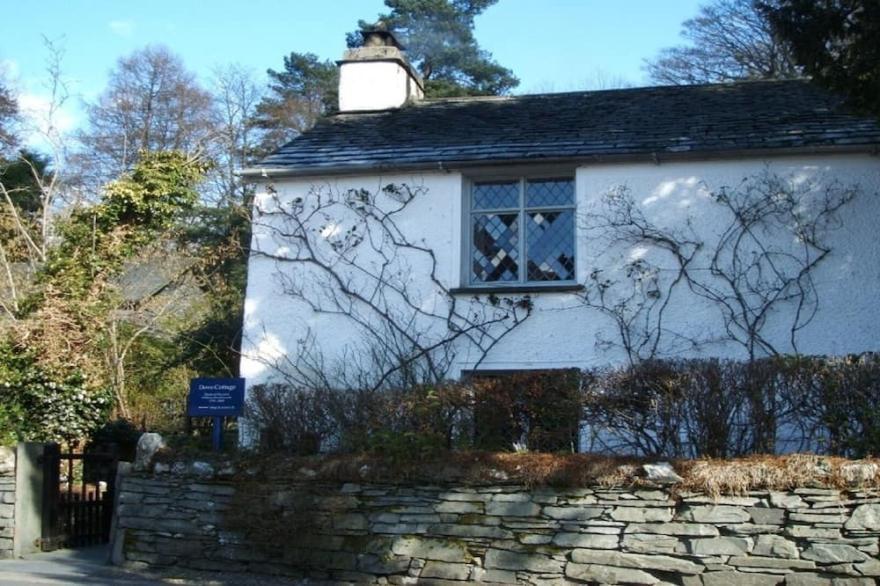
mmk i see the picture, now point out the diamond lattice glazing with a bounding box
[526,179,574,207]
[526,210,575,281]
[473,182,519,210]
[472,213,519,282]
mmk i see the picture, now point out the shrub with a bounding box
[785,353,880,457]
[583,354,880,459]
[87,418,142,461]
[245,383,473,458]
[244,354,880,460]
[0,343,111,444]
[246,384,334,455]
[473,370,582,452]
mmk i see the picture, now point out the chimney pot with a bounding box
[360,28,405,50]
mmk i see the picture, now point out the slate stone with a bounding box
[687,537,752,556]
[845,505,880,531]
[134,433,165,471]
[680,505,751,524]
[0,448,14,475]
[570,549,703,574]
[622,534,679,554]
[728,556,817,570]
[770,493,807,510]
[642,462,684,485]
[748,507,786,525]
[801,544,870,564]
[470,567,518,584]
[702,572,782,585]
[753,535,800,559]
[485,501,540,517]
[483,548,563,573]
[253,81,880,177]
[625,523,719,536]
[391,536,471,563]
[435,501,482,514]
[543,506,603,520]
[611,507,674,523]
[552,532,619,549]
[565,562,659,584]
[420,561,471,580]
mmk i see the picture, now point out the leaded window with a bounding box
[470,178,575,285]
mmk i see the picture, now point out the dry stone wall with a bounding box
[116,468,880,585]
[0,447,15,559]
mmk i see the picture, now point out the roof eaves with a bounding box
[238,142,879,181]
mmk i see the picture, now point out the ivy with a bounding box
[0,343,111,444]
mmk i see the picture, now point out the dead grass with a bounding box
[212,451,880,494]
[678,454,880,496]
[153,445,880,494]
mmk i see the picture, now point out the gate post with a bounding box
[40,443,60,551]
[12,442,47,557]
[0,446,14,558]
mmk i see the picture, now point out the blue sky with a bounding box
[2,0,705,135]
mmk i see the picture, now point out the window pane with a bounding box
[473,181,519,210]
[526,179,574,207]
[526,210,575,281]
[472,213,519,282]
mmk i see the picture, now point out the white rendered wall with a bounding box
[241,154,880,391]
[338,61,419,112]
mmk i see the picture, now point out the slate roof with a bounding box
[248,80,880,177]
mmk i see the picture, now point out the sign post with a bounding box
[187,378,245,451]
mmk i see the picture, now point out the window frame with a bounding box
[463,173,578,289]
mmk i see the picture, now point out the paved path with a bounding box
[0,547,162,585]
[0,546,303,585]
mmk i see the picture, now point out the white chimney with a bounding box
[337,29,424,112]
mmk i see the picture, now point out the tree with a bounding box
[0,78,17,154]
[209,64,264,205]
[348,0,519,97]
[0,40,71,319]
[645,0,800,85]
[254,1,519,145]
[761,0,880,116]
[77,46,216,185]
[17,151,208,419]
[253,53,338,155]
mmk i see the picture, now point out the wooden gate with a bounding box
[41,443,119,551]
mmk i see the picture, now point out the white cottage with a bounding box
[240,31,880,394]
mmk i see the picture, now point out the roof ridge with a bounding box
[417,77,816,105]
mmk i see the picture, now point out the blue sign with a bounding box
[187,378,245,417]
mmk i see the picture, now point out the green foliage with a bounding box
[88,418,141,461]
[0,150,50,216]
[98,150,205,234]
[41,151,206,301]
[349,0,519,97]
[762,0,880,117]
[174,203,249,377]
[0,150,51,264]
[254,52,339,150]
[0,343,111,443]
[120,329,194,431]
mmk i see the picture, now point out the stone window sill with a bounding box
[449,284,584,295]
